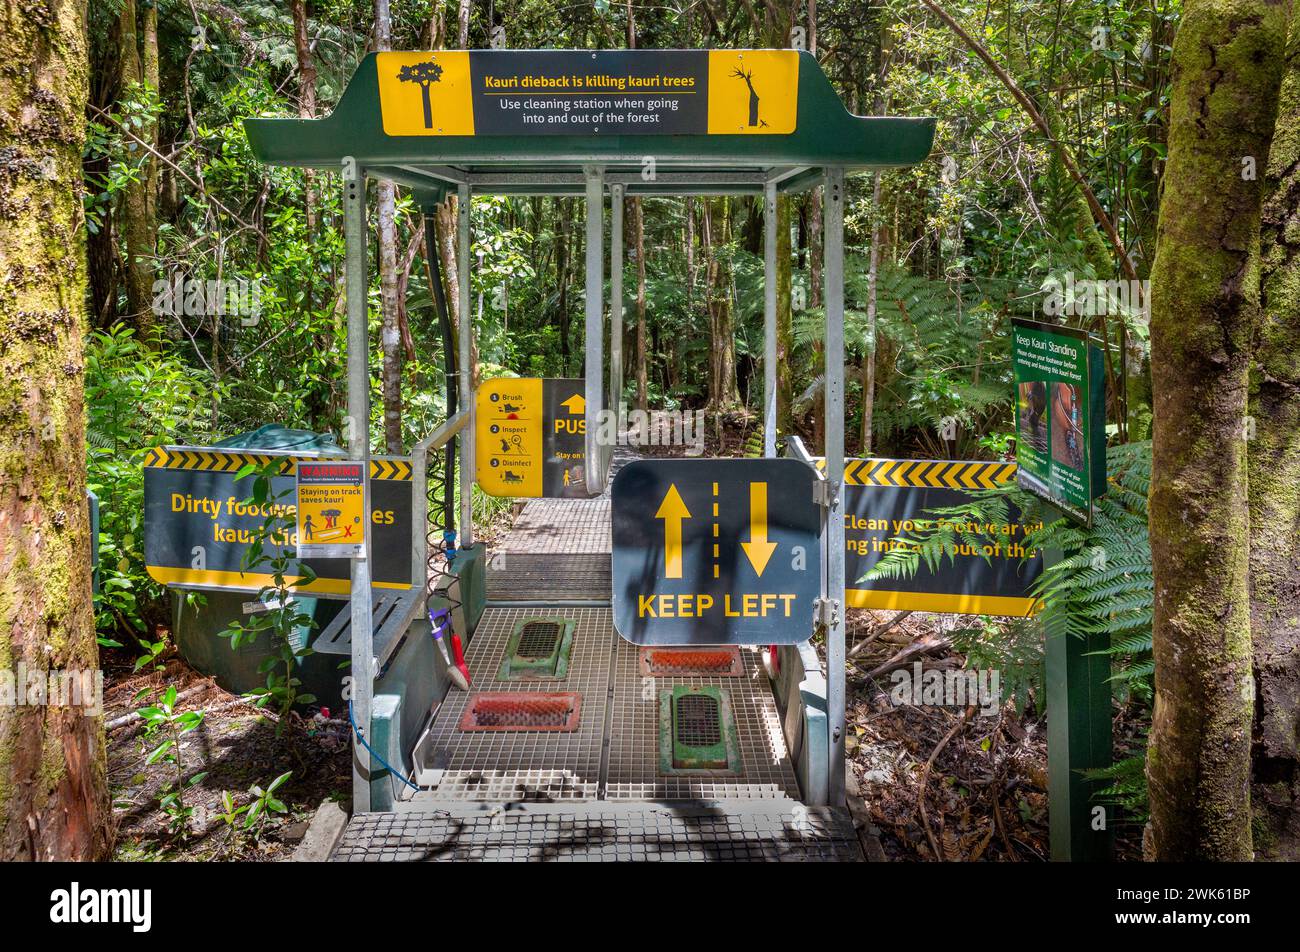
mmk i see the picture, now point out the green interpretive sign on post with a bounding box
[1011,317,1107,526]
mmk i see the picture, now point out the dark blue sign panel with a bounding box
[612,458,821,645]
[143,447,412,596]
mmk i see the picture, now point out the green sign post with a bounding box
[1011,317,1113,860]
[1011,317,1107,526]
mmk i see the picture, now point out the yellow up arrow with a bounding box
[655,484,691,579]
[741,482,778,577]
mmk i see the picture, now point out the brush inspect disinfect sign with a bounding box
[296,461,366,558]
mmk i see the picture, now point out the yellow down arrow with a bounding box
[741,482,778,577]
[655,484,691,579]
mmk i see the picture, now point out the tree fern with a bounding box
[863,442,1154,705]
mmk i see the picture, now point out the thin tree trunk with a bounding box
[626,0,648,413]
[808,1,822,312]
[704,198,739,411]
[117,0,158,340]
[458,0,471,47]
[0,0,111,861]
[1253,12,1300,860]
[291,0,318,235]
[374,0,403,452]
[685,196,697,307]
[632,196,648,412]
[1145,0,1291,862]
[776,193,794,437]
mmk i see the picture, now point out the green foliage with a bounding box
[865,441,1154,705]
[137,684,208,839]
[949,618,1044,716]
[86,324,220,643]
[795,261,1029,457]
[219,464,319,726]
[212,771,293,856]
[1083,751,1149,824]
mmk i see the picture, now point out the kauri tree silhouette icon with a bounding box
[731,67,767,128]
[398,59,444,129]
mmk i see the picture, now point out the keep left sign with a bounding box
[611,458,821,645]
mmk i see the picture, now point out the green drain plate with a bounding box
[658,686,741,774]
[497,617,576,681]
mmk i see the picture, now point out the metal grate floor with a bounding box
[606,634,799,801]
[487,552,611,602]
[496,498,611,554]
[417,608,613,801]
[413,607,798,803]
[332,804,861,862]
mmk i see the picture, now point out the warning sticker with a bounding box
[296,460,366,558]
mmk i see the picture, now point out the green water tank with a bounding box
[172,590,345,709]
[171,425,348,710]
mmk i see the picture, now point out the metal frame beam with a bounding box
[457,182,473,545]
[763,180,778,458]
[609,183,625,431]
[342,157,374,812]
[823,167,847,806]
[583,165,605,495]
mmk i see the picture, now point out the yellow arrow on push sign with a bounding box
[740,482,777,577]
[560,393,585,414]
[655,484,691,579]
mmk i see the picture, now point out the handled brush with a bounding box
[429,607,470,691]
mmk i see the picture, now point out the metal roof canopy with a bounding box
[242,49,934,814]
[244,50,934,199]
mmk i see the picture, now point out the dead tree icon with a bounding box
[397,59,444,129]
[731,66,768,128]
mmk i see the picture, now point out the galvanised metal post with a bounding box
[823,167,847,806]
[609,182,624,430]
[763,180,778,458]
[342,156,374,813]
[583,165,605,495]
[457,182,473,546]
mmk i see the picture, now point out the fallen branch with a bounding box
[106,679,217,730]
[857,632,952,681]
[918,704,975,861]
[849,610,913,658]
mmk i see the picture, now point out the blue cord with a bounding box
[347,701,421,794]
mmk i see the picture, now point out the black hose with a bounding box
[425,213,457,531]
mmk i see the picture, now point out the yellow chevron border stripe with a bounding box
[145,446,413,481]
[812,457,1020,488]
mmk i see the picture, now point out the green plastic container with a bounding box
[171,425,348,710]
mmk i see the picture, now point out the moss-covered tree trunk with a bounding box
[1145,0,1292,862]
[1253,12,1300,860]
[0,0,111,860]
